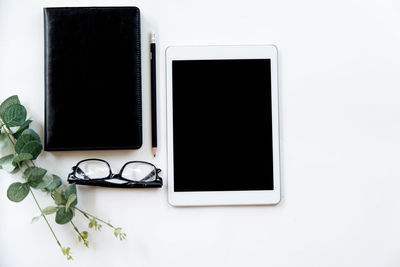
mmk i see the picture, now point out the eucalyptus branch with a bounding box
[0,95,125,261]
[1,120,64,251]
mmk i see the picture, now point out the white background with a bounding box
[1,0,400,266]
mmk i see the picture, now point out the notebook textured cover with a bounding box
[44,7,142,151]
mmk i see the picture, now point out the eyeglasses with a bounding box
[67,159,163,188]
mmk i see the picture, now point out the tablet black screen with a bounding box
[172,59,274,192]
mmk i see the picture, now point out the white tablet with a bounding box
[166,45,280,206]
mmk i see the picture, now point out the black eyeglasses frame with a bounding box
[67,158,163,188]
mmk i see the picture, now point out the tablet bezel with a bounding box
[166,45,281,206]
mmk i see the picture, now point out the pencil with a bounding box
[150,33,157,157]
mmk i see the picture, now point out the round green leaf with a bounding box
[15,134,35,153]
[53,187,67,205]
[43,174,62,192]
[12,153,33,166]
[3,104,27,127]
[55,207,73,224]
[15,129,41,154]
[0,154,16,173]
[24,167,32,177]
[13,119,33,139]
[19,141,42,160]
[0,95,20,117]
[7,182,29,202]
[36,172,53,189]
[20,129,40,141]
[65,183,78,206]
[27,167,47,188]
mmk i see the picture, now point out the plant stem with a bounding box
[3,125,15,146]
[70,221,87,246]
[30,188,62,247]
[71,221,83,238]
[74,207,116,229]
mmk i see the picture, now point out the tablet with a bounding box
[166,45,280,206]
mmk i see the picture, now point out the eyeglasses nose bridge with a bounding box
[111,173,121,179]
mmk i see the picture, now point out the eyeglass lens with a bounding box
[75,160,110,179]
[121,162,157,182]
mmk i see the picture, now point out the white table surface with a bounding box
[1,0,400,266]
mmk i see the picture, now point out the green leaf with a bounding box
[0,95,20,117]
[61,247,73,260]
[77,231,89,247]
[3,104,27,127]
[53,187,67,205]
[31,216,41,223]
[13,119,33,139]
[27,167,47,188]
[36,172,53,189]
[0,154,16,173]
[20,128,40,141]
[42,206,58,215]
[87,217,102,231]
[15,129,41,153]
[23,167,32,177]
[10,167,20,174]
[61,247,69,255]
[65,183,78,207]
[42,174,62,192]
[15,135,33,153]
[19,141,42,160]
[114,227,121,237]
[65,194,76,211]
[7,182,29,202]
[15,129,42,159]
[55,207,73,224]
[0,133,9,150]
[12,153,33,166]
[113,227,126,240]
[82,231,88,239]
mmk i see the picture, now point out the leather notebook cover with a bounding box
[44,7,142,151]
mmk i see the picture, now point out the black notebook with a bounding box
[44,7,142,151]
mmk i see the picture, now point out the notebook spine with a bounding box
[43,8,50,150]
[135,8,143,146]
